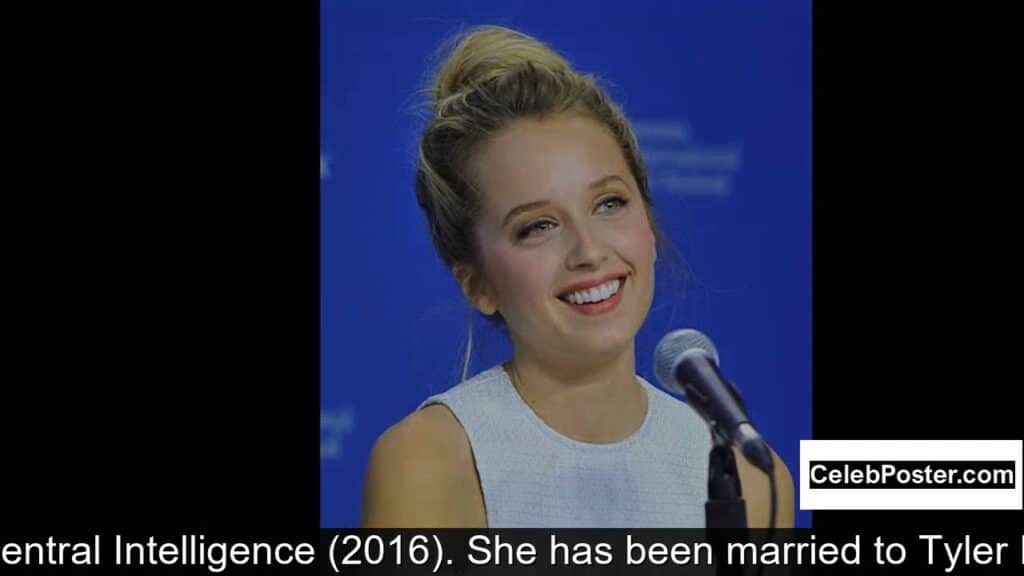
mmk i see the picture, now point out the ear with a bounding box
[452,264,499,316]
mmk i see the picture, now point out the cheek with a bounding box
[611,215,657,268]
[626,232,656,265]
[484,245,557,310]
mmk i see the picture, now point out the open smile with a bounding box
[556,274,628,316]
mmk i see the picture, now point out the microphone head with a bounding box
[654,328,720,394]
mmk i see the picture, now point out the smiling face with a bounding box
[459,113,657,365]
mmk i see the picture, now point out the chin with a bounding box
[565,329,636,361]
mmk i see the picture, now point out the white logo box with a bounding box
[799,440,1022,510]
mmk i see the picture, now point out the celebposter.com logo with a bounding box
[800,440,1023,510]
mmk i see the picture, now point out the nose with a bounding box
[564,223,608,270]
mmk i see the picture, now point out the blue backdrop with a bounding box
[321,0,812,528]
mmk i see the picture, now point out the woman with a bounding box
[361,25,794,528]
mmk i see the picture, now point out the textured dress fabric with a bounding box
[419,365,711,527]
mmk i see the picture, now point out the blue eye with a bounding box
[517,220,556,240]
[596,196,628,214]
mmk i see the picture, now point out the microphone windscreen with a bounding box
[654,328,720,394]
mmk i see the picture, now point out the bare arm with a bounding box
[733,445,795,528]
[360,404,486,528]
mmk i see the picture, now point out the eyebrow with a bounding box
[501,174,631,227]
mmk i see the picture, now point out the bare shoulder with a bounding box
[360,404,486,527]
[733,445,796,528]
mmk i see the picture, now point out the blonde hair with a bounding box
[413,25,660,380]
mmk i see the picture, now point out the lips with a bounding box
[556,274,628,316]
[556,273,628,300]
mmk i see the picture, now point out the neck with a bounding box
[505,342,647,444]
[511,344,636,391]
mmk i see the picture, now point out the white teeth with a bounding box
[564,278,621,305]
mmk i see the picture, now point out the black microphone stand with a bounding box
[705,427,747,529]
[705,427,747,576]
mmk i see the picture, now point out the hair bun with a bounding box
[432,26,574,113]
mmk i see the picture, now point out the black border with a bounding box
[6,2,319,529]
[812,2,1020,529]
